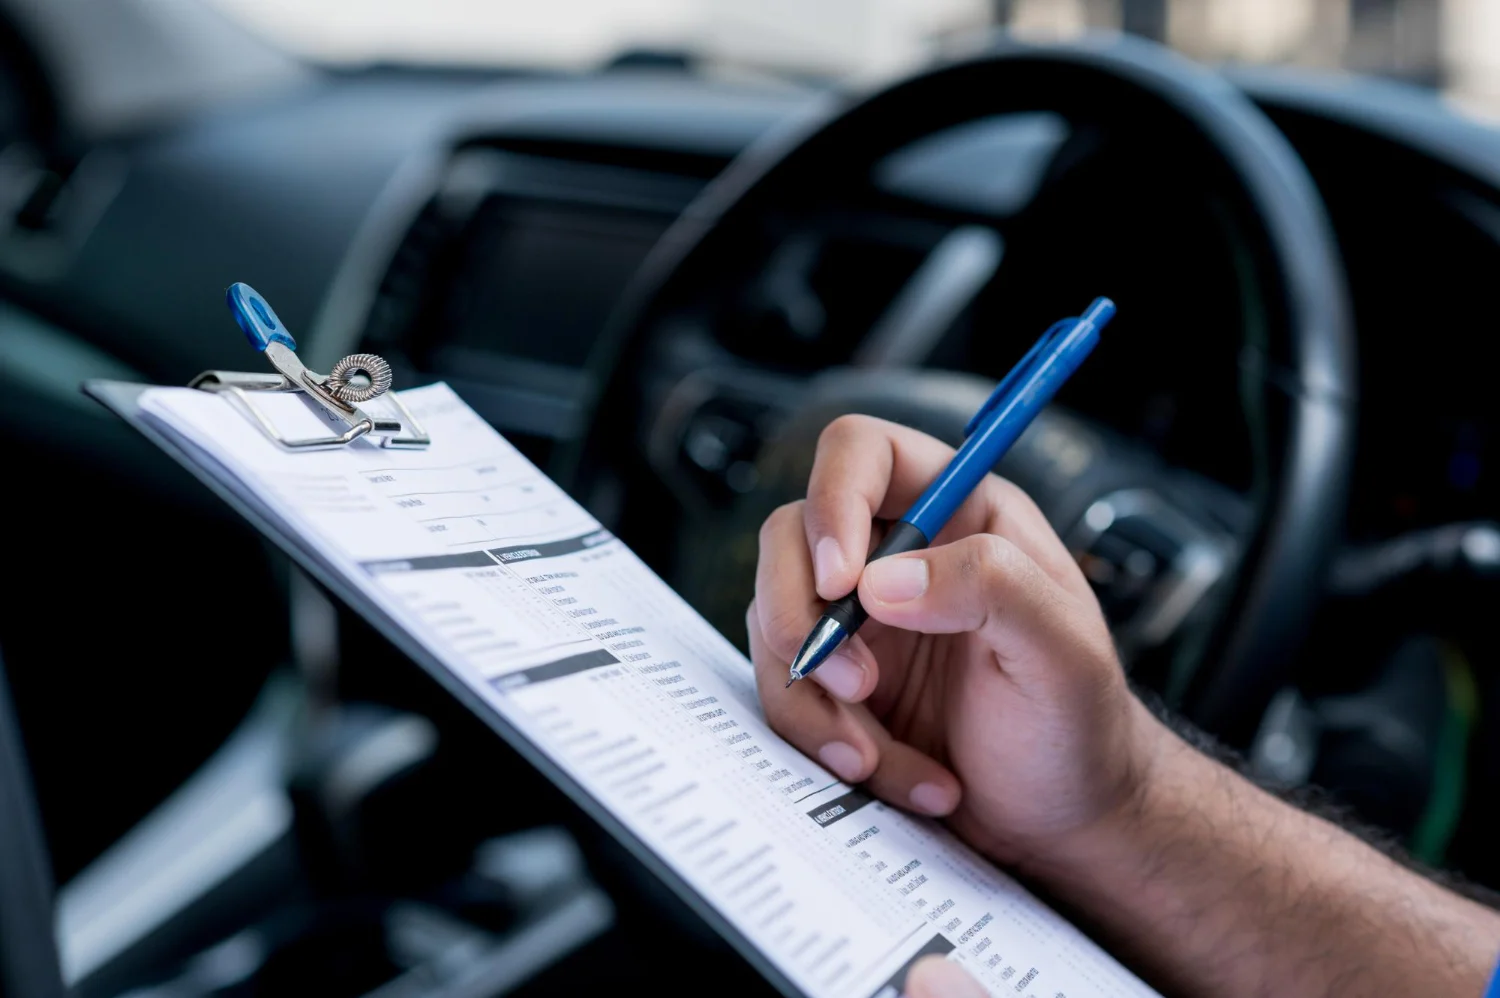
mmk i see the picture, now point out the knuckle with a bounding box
[758,501,804,549]
[816,413,880,456]
[970,533,1031,590]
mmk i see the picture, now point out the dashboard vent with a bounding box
[360,196,460,358]
[475,136,735,181]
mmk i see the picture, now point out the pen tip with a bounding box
[785,677,796,688]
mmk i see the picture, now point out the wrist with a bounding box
[1013,698,1197,891]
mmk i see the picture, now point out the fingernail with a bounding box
[818,741,864,782]
[909,781,958,816]
[814,536,845,595]
[905,956,987,998]
[811,650,864,700]
[864,557,929,603]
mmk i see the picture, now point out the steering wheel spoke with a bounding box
[1071,488,1239,680]
[644,362,808,516]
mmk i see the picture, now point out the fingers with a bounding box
[859,533,1112,683]
[802,415,1091,603]
[747,601,878,782]
[802,414,949,599]
[850,708,962,817]
[801,415,896,599]
[747,597,961,817]
[903,957,988,998]
[756,501,879,701]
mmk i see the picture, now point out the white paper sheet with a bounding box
[138,382,1158,998]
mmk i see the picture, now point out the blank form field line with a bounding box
[357,460,528,475]
[384,476,536,498]
[416,500,560,523]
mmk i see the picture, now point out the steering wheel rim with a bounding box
[565,35,1355,747]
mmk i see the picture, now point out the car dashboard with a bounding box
[9,64,1498,518]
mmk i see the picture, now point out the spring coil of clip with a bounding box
[326,353,394,403]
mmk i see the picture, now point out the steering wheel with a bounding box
[565,36,1355,747]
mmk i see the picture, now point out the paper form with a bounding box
[137,382,1158,998]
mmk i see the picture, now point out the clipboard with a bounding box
[82,284,1160,998]
[79,281,813,998]
[81,374,811,998]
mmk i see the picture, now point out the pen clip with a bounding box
[964,319,1069,437]
[963,298,1115,437]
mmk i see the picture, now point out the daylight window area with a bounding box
[207,0,1500,112]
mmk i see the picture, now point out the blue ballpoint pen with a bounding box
[785,297,1117,686]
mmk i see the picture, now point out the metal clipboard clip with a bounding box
[189,283,430,450]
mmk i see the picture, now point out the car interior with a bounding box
[5,1,1500,995]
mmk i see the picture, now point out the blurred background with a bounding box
[3,0,1500,996]
[209,0,1500,108]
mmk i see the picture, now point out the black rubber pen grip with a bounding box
[823,520,930,635]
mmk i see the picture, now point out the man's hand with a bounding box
[750,415,1500,997]
[747,414,1163,865]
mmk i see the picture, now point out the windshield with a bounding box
[203,0,990,80]
[205,0,1498,110]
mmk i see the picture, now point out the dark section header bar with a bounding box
[490,648,620,691]
[362,551,496,574]
[807,789,873,828]
[488,530,614,564]
[359,530,614,575]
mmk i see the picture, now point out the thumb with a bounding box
[857,532,1109,681]
[903,956,988,998]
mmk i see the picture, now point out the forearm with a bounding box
[1024,702,1500,997]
